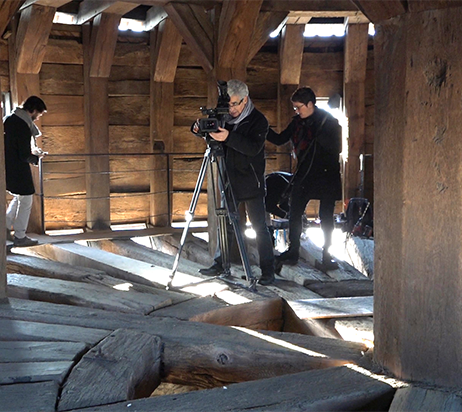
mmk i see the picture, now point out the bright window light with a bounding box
[53,12,76,25]
[368,23,375,36]
[304,23,345,37]
[119,18,145,32]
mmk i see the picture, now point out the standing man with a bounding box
[4,96,47,247]
[267,87,342,269]
[198,79,275,285]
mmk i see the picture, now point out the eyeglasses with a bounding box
[293,104,305,111]
[229,98,244,108]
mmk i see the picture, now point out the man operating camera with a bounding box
[197,79,275,286]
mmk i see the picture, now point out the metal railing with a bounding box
[37,151,292,233]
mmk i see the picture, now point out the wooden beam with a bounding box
[144,5,167,31]
[261,0,359,12]
[217,0,263,73]
[246,11,288,64]
[164,2,214,73]
[149,21,180,226]
[0,0,23,38]
[279,24,304,85]
[152,18,182,83]
[343,22,368,199]
[88,12,121,78]
[286,10,369,24]
[15,4,56,74]
[83,24,111,230]
[76,0,138,25]
[351,0,407,23]
[20,0,71,9]
[0,75,5,300]
[408,0,462,13]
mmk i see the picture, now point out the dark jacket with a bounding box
[267,107,342,200]
[4,113,39,195]
[221,107,269,201]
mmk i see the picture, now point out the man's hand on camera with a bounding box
[210,127,229,142]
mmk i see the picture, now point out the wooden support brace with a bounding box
[0,0,23,37]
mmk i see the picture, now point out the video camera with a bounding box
[196,80,230,135]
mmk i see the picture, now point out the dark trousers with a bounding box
[288,187,336,252]
[216,196,274,275]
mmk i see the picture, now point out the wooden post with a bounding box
[149,19,182,227]
[343,23,368,199]
[82,13,121,230]
[277,24,305,171]
[0,75,6,300]
[8,4,55,233]
[374,7,462,389]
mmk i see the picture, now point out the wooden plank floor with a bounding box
[0,231,386,411]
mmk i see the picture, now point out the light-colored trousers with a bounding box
[6,193,33,239]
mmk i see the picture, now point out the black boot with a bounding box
[258,262,275,286]
[321,248,338,270]
[199,262,224,276]
[275,247,299,265]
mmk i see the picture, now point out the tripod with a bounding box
[167,141,257,292]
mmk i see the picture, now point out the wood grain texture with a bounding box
[0,380,59,412]
[280,24,305,85]
[58,329,162,410]
[164,2,213,73]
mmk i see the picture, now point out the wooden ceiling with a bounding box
[0,0,367,40]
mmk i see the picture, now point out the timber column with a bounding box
[374,8,462,388]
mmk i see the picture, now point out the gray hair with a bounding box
[227,79,249,99]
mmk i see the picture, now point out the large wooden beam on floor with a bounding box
[150,19,182,226]
[58,329,162,411]
[0,381,59,412]
[70,366,396,411]
[343,22,369,199]
[7,273,172,314]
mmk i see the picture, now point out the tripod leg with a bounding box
[167,148,211,289]
[216,158,256,289]
[216,208,231,276]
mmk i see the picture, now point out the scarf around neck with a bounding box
[226,97,255,130]
[13,107,41,137]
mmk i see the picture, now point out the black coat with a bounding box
[221,107,269,201]
[267,107,342,200]
[4,113,39,195]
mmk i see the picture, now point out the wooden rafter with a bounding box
[0,0,24,38]
[164,2,214,73]
[351,0,407,23]
[247,11,288,65]
[20,0,71,10]
[144,5,167,31]
[217,0,263,70]
[262,0,359,12]
[88,12,121,77]
[15,4,56,74]
[408,0,462,13]
[76,0,138,25]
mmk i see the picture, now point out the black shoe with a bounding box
[13,236,38,247]
[321,250,339,270]
[258,273,275,286]
[275,249,299,265]
[199,263,223,276]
